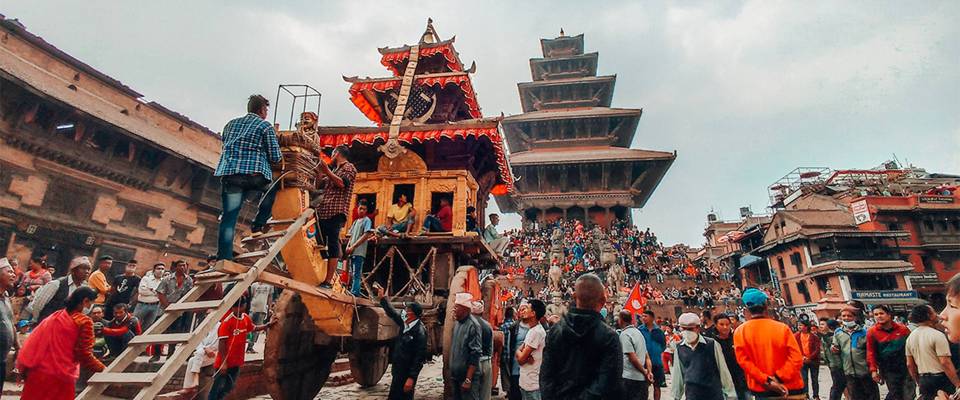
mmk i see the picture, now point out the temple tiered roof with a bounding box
[498,31,675,224]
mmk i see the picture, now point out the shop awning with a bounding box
[738,254,764,269]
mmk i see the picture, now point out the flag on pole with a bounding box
[623,282,646,315]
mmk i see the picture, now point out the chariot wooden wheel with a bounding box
[264,291,339,400]
[347,342,391,387]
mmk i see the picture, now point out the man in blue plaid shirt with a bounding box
[214,95,282,260]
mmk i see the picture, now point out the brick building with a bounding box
[0,16,225,275]
[753,165,960,313]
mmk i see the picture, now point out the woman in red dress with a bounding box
[17,285,105,399]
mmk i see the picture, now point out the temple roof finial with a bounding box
[559,28,565,37]
[421,18,440,44]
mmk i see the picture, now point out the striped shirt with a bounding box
[214,113,281,179]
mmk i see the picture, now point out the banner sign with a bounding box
[919,195,955,204]
[851,200,871,224]
[851,290,918,300]
[907,273,942,286]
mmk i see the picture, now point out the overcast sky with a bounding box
[5,1,958,246]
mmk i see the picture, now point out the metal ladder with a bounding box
[77,209,314,400]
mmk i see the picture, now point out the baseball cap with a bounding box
[742,288,768,307]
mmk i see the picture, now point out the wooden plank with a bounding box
[194,274,243,285]
[256,270,376,308]
[87,372,156,386]
[266,218,295,225]
[165,300,222,312]
[241,230,286,243]
[128,333,192,345]
[235,250,269,261]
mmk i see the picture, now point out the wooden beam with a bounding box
[215,260,376,307]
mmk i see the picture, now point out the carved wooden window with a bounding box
[171,222,193,242]
[42,179,97,220]
[137,147,166,170]
[118,202,158,233]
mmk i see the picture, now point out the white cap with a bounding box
[0,258,10,270]
[69,256,91,270]
[455,292,473,308]
[471,300,484,315]
[678,312,701,327]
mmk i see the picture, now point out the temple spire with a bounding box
[420,18,440,44]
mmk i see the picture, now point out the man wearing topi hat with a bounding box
[471,300,494,400]
[25,256,92,324]
[451,292,483,400]
[670,312,737,400]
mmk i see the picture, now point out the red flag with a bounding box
[623,283,647,315]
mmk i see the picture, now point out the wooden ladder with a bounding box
[77,209,315,400]
[380,45,420,158]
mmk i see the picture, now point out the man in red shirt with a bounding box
[419,197,453,234]
[207,298,276,400]
[866,304,914,400]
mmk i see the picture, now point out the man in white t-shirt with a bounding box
[617,309,653,400]
[905,304,960,399]
[516,299,547,400]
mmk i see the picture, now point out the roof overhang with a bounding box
[508,147,675,165]
[803,260,915,278]
[517,75,616,112]
[501,107,642,151]
[540,34,585,58]
[529,53,599,81]
[378,38,464,76]
[344,72,482,125]
[0,30,220,169]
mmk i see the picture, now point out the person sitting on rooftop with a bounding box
[378,193,416,238]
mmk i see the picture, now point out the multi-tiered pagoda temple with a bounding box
[498,32,675,228]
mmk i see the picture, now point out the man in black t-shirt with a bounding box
[106,260,141,320]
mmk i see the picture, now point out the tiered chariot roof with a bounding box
[320,20,513,189]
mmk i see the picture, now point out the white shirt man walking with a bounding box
[617,310,653,400]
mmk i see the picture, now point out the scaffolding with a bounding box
[768,167,832,208]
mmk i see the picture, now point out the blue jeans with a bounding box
[217,174,276,260]
[350,255,365,296]
[422,215,446,232]
[248,311,267,350]
[521,389,541,400]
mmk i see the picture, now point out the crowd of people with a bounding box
[443,271,960,400]
[0,252,276,399]
[497,218,747,312]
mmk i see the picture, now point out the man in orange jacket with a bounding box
[733,288,806,399]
